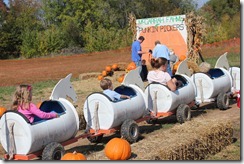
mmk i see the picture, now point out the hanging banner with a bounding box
[136,15,187,64]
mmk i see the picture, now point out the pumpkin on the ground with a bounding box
[117,74,125,83]
[127,62,136,71]
[105,65,112,72]
[102,70,107,77]
[98,74,104,81]
[61,151,86,160]
[0,107,7,117]
[104,137,131,160]
[36,102,42,109]
[179,54,187,61]
[112,64,118,71]
[172,61,182,75]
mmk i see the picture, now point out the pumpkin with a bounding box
[105,65,112,72]
[112,64,118,71]
[179,54,187,61]
[102,70,107,77]
[36,102,42,109]
[98,74,104,81]
[104,137,131,160]
[117,74,125,83]
[127,62,136,71]
[0,107,7,117]
[172,61,182,74]
[61,151,86,160]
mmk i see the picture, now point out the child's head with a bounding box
[100,78,113,90]
[142,59,146,65]
[150,57,168,71]
[12,84,32,110]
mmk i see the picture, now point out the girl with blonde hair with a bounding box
[12,84,58,123]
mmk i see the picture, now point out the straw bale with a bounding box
[86,117,233,160]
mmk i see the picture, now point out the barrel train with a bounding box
[0,52,240,160]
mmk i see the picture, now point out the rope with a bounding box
[94,102,100,134]
[152,91,158,117]
[198,79,204,103]
[8,123,16,160]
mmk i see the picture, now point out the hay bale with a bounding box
[79,72,101,80]
[199,62,211,73]
[85,116,233,160]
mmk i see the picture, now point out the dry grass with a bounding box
[85,116,234,160]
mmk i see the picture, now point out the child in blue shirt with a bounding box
[100,78,131,101]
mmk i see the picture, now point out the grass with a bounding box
[0,79,59,107]
[204,52,240,68]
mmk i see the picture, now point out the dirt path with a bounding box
[0,47,131,87]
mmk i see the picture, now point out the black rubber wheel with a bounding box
[120,119,139,143]
[87,134,104,143]
[176,104,191,124]
[42,142,65,160]
[217,92,229,110]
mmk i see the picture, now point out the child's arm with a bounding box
[29,103,58,119]
[120,95,131,99]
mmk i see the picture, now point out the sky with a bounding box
[195,0,209,8]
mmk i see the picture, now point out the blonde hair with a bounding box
[100,78,112,90]
[12,84,32,110]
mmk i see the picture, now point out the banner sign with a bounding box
[136,15,187,63]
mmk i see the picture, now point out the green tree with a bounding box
[199,0,240,43]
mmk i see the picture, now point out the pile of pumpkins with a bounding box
[97,62,137,84]
[97,64,119,81]
[61,137,131,160]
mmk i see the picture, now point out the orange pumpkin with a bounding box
[104,137,131,160]
[0,107,7,117]
[179,54,187,61]
[105,65,112,72]
[172,61,182,74]
[102,70,107,77]
[112,64,118,71]
[127,62,136,71]
[36,102,42,109]
[98,74,104,81]
[117,74,125,83]
[61,151,86,160]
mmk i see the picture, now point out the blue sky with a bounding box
[195,0,209,8]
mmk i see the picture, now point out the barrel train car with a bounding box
[83,67,148,143]
[0,74,80,160]
[144,74,196,124]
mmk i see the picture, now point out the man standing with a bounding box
[131,36,148,67]
[150,40,172,76]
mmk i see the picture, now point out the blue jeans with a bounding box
[134,60,142,67]
[134,60,142,74]
[167,61,172,76]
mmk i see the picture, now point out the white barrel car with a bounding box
[83,67,148,143]
[0,74,79,160]
[144,73,196,124]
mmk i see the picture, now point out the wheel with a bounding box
[87,134,104,143]
[42,142,65,160]
[120,119,139,143]
[217,92,229,110]
[176,104,191,124]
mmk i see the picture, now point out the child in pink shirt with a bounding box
[11,84,58,123]
[147,57,177,91]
